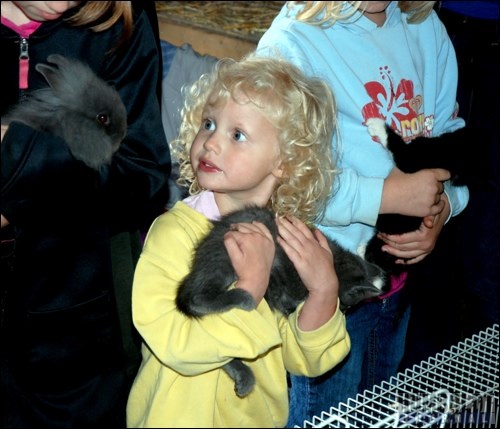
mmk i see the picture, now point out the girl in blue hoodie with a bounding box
[257,1,469,425]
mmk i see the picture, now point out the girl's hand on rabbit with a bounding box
[224,221,275,304]
[277,216,339,330]
[382,167,449,217]
[378,193,450,265]
[277,216,338,297]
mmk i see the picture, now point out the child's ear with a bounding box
[272,163,285,179]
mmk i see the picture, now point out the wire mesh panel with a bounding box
[299,324,499,428]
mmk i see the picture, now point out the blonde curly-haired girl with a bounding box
[127,53,350,428]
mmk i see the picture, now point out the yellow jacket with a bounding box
[127,202,350,428]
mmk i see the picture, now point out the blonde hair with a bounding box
[289,1,436,26]
[172,53,337,223]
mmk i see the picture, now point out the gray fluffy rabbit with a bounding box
[176,206,387,397]
[2,54,127,169]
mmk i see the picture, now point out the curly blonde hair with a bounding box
[289,1,436,26]
[171,53,337,223]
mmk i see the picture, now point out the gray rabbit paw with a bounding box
[223,359,256,397]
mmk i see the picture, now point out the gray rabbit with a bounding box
[2,54,127,170]
[176,205,387,397]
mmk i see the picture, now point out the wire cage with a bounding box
[299,324,499,428]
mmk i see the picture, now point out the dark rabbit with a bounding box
[2,54,127,170]
[364,118,479,276]
[176,205,387,397]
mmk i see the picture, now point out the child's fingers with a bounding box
[230,221,273,241]
[312,228,330,249]
[277,216,314,245]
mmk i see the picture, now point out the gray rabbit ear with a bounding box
[35,54,70,90]
[35,62,62,90]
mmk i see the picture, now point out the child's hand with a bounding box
[378,194,450,264]
[224,221,275,304]
[277,216,339,330]
[382,167,450,217]
[277,216,338,296]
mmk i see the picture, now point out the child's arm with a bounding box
[276,216,349,376]
[277,216,339,331]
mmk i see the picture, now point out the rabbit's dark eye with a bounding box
[96,113,110,125]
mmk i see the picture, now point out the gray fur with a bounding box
[176,206,387,397]
[2,54,127,170]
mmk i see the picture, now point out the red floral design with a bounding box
[362,66,422,137]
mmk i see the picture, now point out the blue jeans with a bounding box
[286,290,410,427]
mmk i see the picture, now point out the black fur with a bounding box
[2,54,127,170]
[364,118,480,275]
[176,205,386,396]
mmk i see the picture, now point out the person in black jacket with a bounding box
[0,1,171,427]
